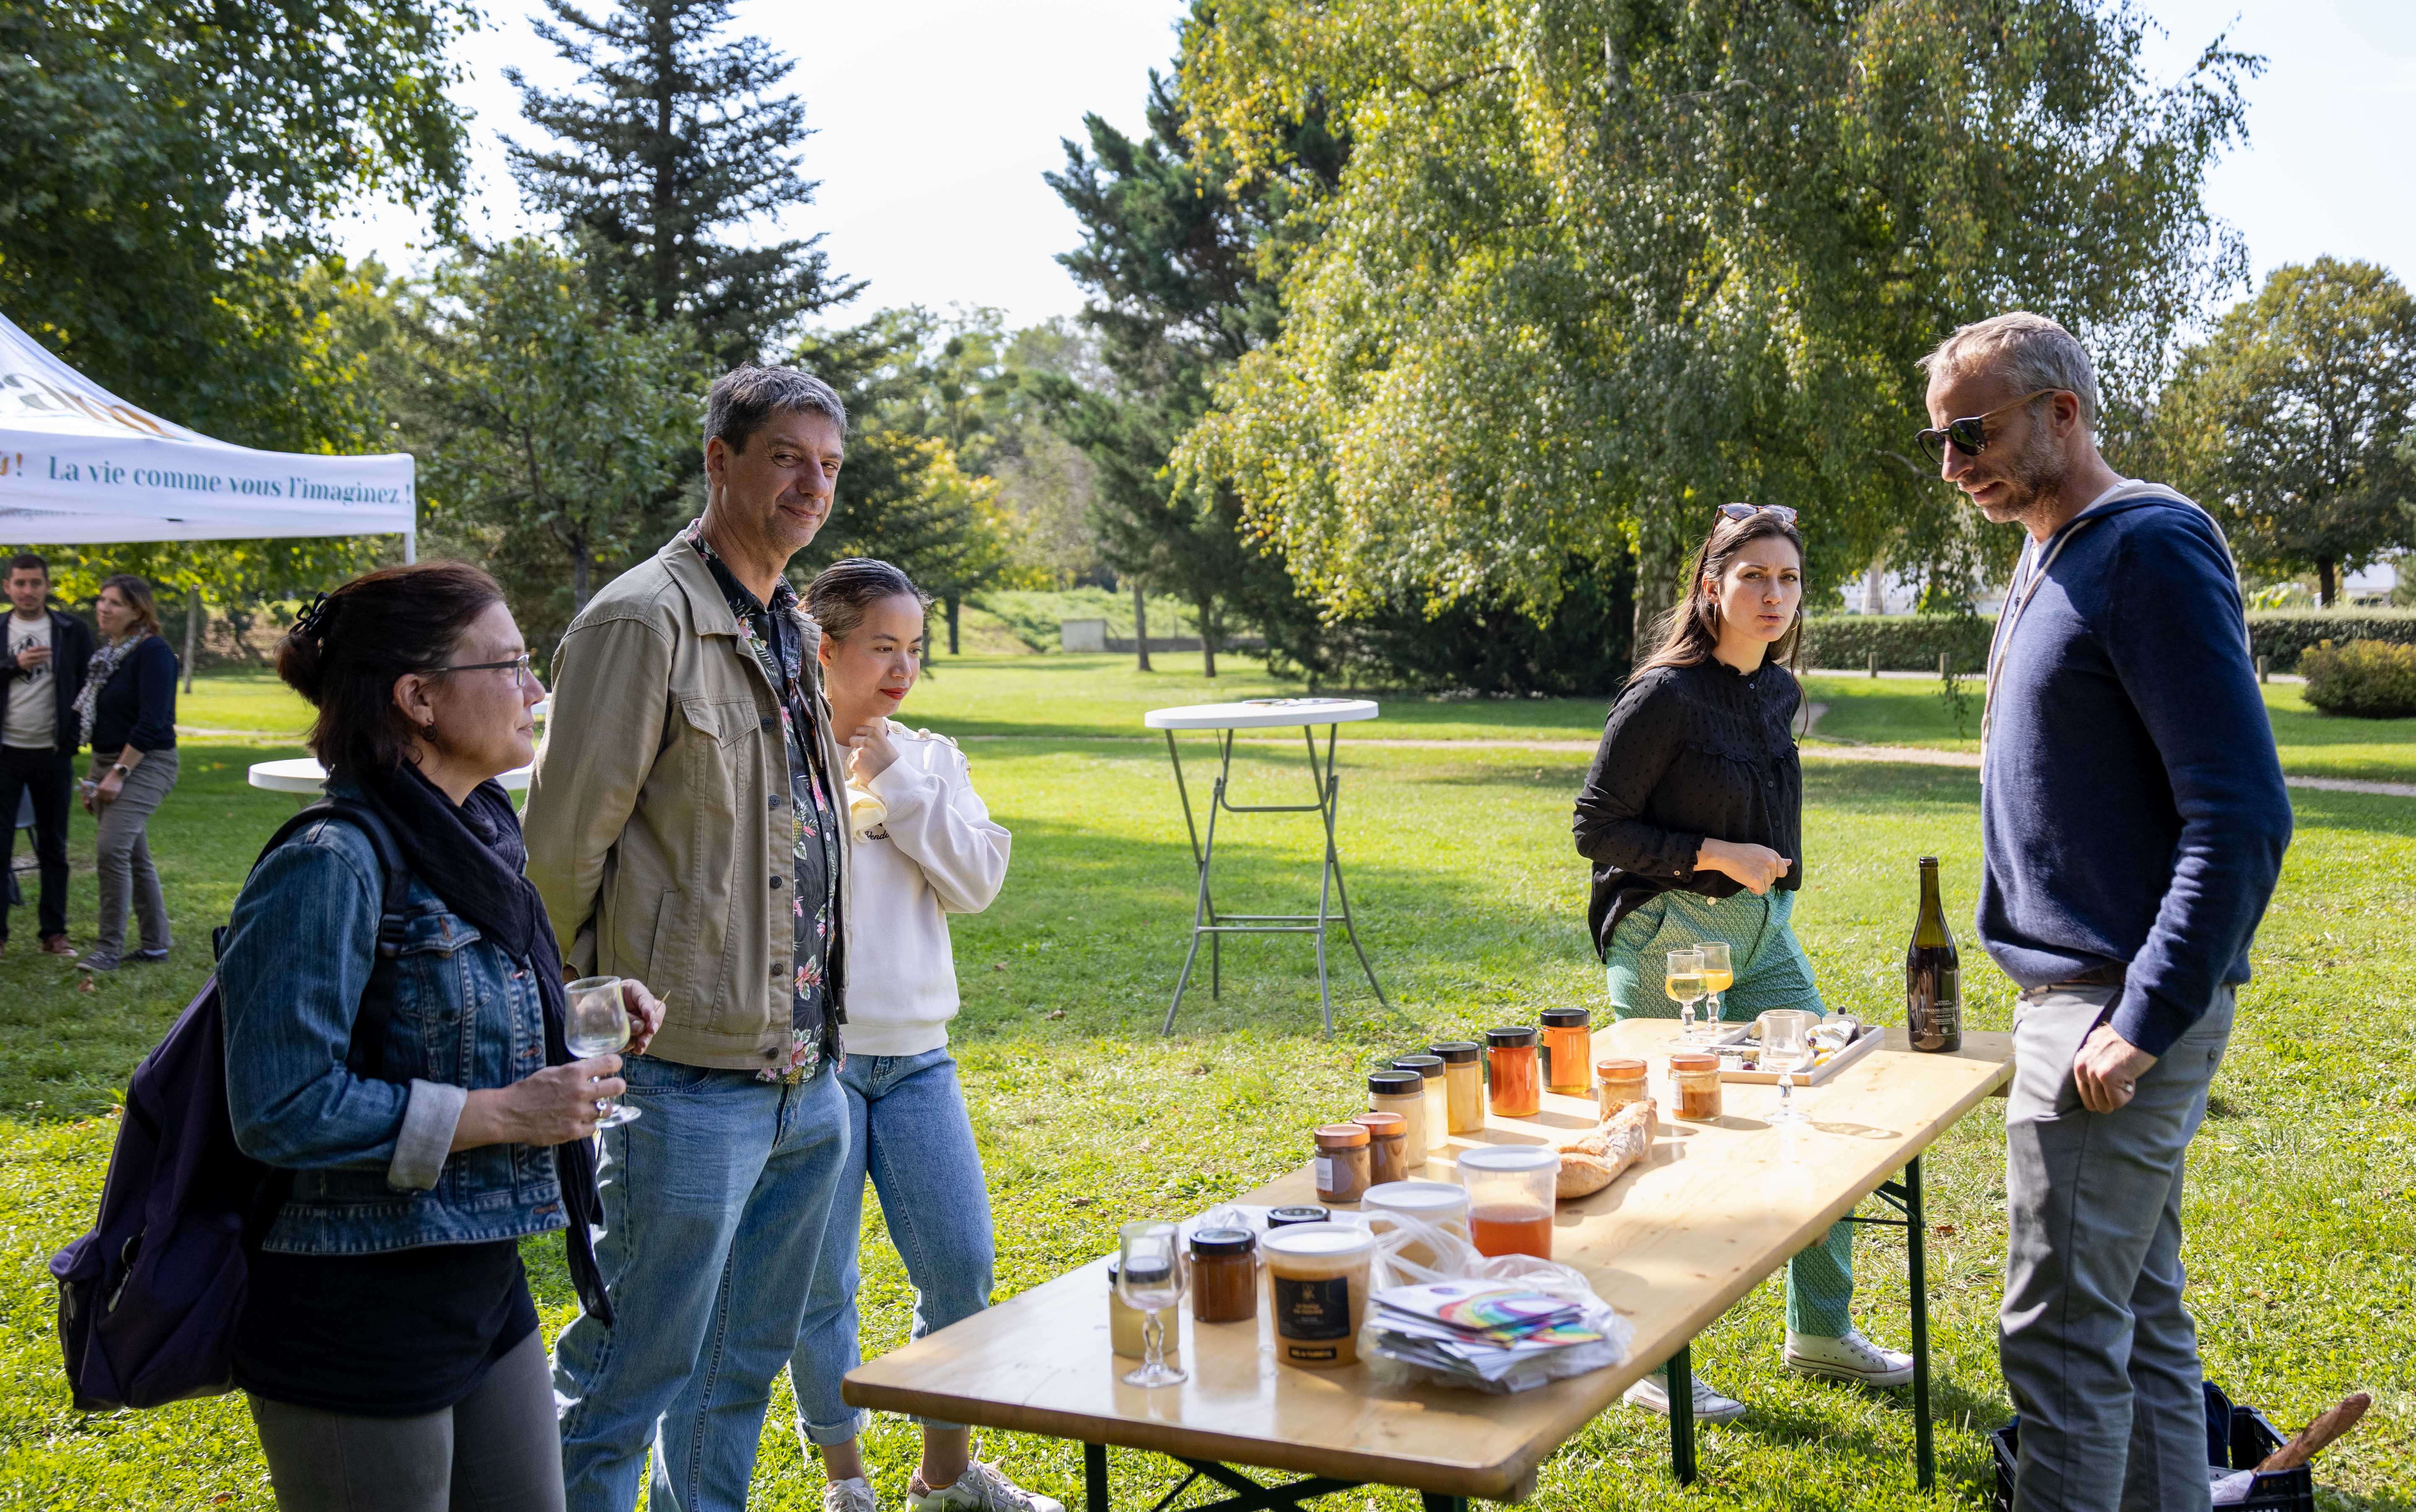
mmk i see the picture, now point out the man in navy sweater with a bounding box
[1919,313,2292,1512]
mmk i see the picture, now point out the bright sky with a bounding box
[336,0,2416,332]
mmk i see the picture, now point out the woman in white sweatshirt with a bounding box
[791,559,1054,1512]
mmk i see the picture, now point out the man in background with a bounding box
[0,554,94,958]
[1920,313,2292,1512]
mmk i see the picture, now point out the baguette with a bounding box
[2254,1392,2369,1473]
[1552,1099,1657,1199]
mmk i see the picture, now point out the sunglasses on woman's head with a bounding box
[1915,389,2064,465]
[1718,502,1797,523]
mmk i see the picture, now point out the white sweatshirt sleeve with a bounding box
[867,735,1012,915]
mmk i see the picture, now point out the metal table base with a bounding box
[1160,724,1386,1034]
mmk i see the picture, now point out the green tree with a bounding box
[0,0,472,451]
[1041,66,1345,676]
[508,0,859,367]
[402,239,704,649]
[1176,0,2255,649]
[2160,258,2416,606]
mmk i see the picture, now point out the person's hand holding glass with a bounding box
[1664,949,1707,1042]
[1761,1009,1814,1124]
[1115,1220,1188,1388]
[565,976,667,1129]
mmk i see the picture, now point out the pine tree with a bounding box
[507,0,860,366]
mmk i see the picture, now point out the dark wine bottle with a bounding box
[1906,856,1962,1052]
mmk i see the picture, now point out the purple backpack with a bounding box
[49,801,406,1411]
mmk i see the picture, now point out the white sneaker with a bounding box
[1622,1366,1746,1424]
[907,1460,1064,1512]
[825,1478,880,1512]
[1782,1328,1914,1387]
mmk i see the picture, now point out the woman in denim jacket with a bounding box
[218,562,663,1512]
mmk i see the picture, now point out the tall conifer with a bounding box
[507,0,859,364]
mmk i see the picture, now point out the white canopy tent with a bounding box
[0,310,414,558]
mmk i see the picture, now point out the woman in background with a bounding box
[1573,504,1913,1424]
[75,574,178,971]
[789,558,1052,1512]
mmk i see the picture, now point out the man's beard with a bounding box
[1970,421,2067,525]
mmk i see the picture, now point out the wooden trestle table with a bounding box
[846,1021,2015,1511]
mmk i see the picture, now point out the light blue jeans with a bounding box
[791,1048,996,1447]
[554,1057,850,1512]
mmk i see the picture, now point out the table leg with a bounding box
[1667,1343,1697,1484]
[1906,1155,1934,1492]
[1085,1442,1109,1512]
[1418,1496,1468,1512]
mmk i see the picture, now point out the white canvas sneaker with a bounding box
[1782,1328,1915,1387]
[906,1460,1065,1512]
[824,1478,880,1512]
[1621,1366,1747,1424]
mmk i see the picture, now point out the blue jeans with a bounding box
[554,1057,850,1512]
[791,1048,995,1446]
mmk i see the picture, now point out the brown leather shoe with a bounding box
[40,936,77,956]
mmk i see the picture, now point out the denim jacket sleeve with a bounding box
[218,822,466,1188]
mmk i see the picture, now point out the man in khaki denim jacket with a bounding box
[528,366,858,1512]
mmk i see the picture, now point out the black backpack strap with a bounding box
[215,799,414,1079]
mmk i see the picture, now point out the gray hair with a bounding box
[704,364,848,455]
[1917,312,2100,430]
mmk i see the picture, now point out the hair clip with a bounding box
[293,592,336,638]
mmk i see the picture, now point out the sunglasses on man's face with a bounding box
[1718,502,1797,523]
[1915,389,2064,466]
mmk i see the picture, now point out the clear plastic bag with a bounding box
[1357,1212,1633,1393]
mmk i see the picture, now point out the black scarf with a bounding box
[355,762,614,1328]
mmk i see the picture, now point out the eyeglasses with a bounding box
[1718,502,1797,523]
[1915,389,2064,465]
[436,651,536,686]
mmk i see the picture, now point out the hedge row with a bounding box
[1799,610,2416,674]
[2301,640,2416,718]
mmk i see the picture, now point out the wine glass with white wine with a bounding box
[1664,949,1707,1042]
[565,976,642,1129]
[1695,942,1733,1039]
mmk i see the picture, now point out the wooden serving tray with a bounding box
[1714,1022,1885,1084]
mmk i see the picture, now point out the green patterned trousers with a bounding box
[1604,887,1855,1338]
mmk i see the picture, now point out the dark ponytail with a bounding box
[277,562,504,778]
[805,558,928,644]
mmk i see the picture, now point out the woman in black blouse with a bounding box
[1573,504,1912,1423]
[73,575,179,972]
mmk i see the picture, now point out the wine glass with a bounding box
[1664,949,1707,1042]
[566,976,642,1129]
[1695,943,1734,1036]
[1761,1009,1813,1124]
[1115,1220,1187,1388]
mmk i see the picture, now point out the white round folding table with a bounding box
[1141,698,1389,1034]
[247,757,533,801]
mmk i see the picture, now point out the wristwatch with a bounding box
[108,762,130,778]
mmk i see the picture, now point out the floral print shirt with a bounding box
[684,522,842,1082]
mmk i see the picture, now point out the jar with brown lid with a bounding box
[1541,1008,1593,1095]
[1485,1027,1541,1118]
[1596,1057,1650,1117]
[1313,1122,1372,1204]
[1430,1042,1484,1134]
[1366,1070,1426,1168]
[1352,1111,1408,1187]
[1669,1052,1723,1122]
[1189,1228,1258,1323]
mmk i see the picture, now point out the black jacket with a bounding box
[1572,658,1803,958]
[0,607,98,755]
[88,633,179,756]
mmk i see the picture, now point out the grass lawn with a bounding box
[2,667,2408,1509]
